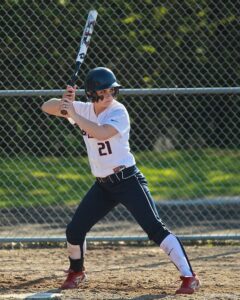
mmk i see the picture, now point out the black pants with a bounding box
[66,165,170,246]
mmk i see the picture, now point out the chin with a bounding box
[104,100,113,105]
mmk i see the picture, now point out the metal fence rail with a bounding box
[1,87,240,97]
[1,0,240,242]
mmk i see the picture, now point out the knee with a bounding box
[66,222,85,245]
[149,227,170,245]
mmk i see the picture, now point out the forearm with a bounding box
[42,85,77,117]
[41,98,64,117]
[71,112,117,140]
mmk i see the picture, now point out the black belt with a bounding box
[96,165,137,184]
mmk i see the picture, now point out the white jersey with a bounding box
[73,100,135,177]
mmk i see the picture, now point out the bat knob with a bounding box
[61,109,68,115]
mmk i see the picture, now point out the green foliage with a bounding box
[1,0,239,89]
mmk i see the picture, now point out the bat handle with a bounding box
[60,78,77,115]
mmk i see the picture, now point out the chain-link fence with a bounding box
[1,0,240,242]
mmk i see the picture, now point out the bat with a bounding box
[61,9,98,115]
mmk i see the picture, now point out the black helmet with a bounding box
[85,67,121,102]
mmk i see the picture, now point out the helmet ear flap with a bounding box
[113,87,120,97]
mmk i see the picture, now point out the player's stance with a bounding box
[41,67,200,294]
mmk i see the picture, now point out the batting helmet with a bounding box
[85,67,121,102]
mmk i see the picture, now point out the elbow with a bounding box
[41,98,60,115]
[93,132,109,141]
[97,132,115,141]
[96,126,118,140]
[97,135,108,141]
[41,103,47,113]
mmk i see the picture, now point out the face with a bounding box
[95,88,115,108]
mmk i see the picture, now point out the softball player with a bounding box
[41,67,200,294]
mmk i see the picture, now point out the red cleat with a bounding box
[61,269,87,289]
[175,274,200,294]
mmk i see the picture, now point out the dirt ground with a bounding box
[0,243,240,300]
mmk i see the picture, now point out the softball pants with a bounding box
[66,165,170,246]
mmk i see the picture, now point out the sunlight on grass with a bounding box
[208,171,239,183]
[142,167,180,181]
[41,157,60,163]
[28,189,50,196]
[31,171,51,178]
[161,150,182,159]
[56,185,71,192]
[67,199,81,206]
[159,168,180,179]
[56,173,82,180]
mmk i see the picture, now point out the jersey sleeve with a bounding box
[67,101,87,125]
[72,100,87,116]
[104,107,130,136]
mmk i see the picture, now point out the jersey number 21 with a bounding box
[98,141,112,156]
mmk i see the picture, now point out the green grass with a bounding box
[1,149,240,208]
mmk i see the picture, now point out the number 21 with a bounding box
[98,141,112,156]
